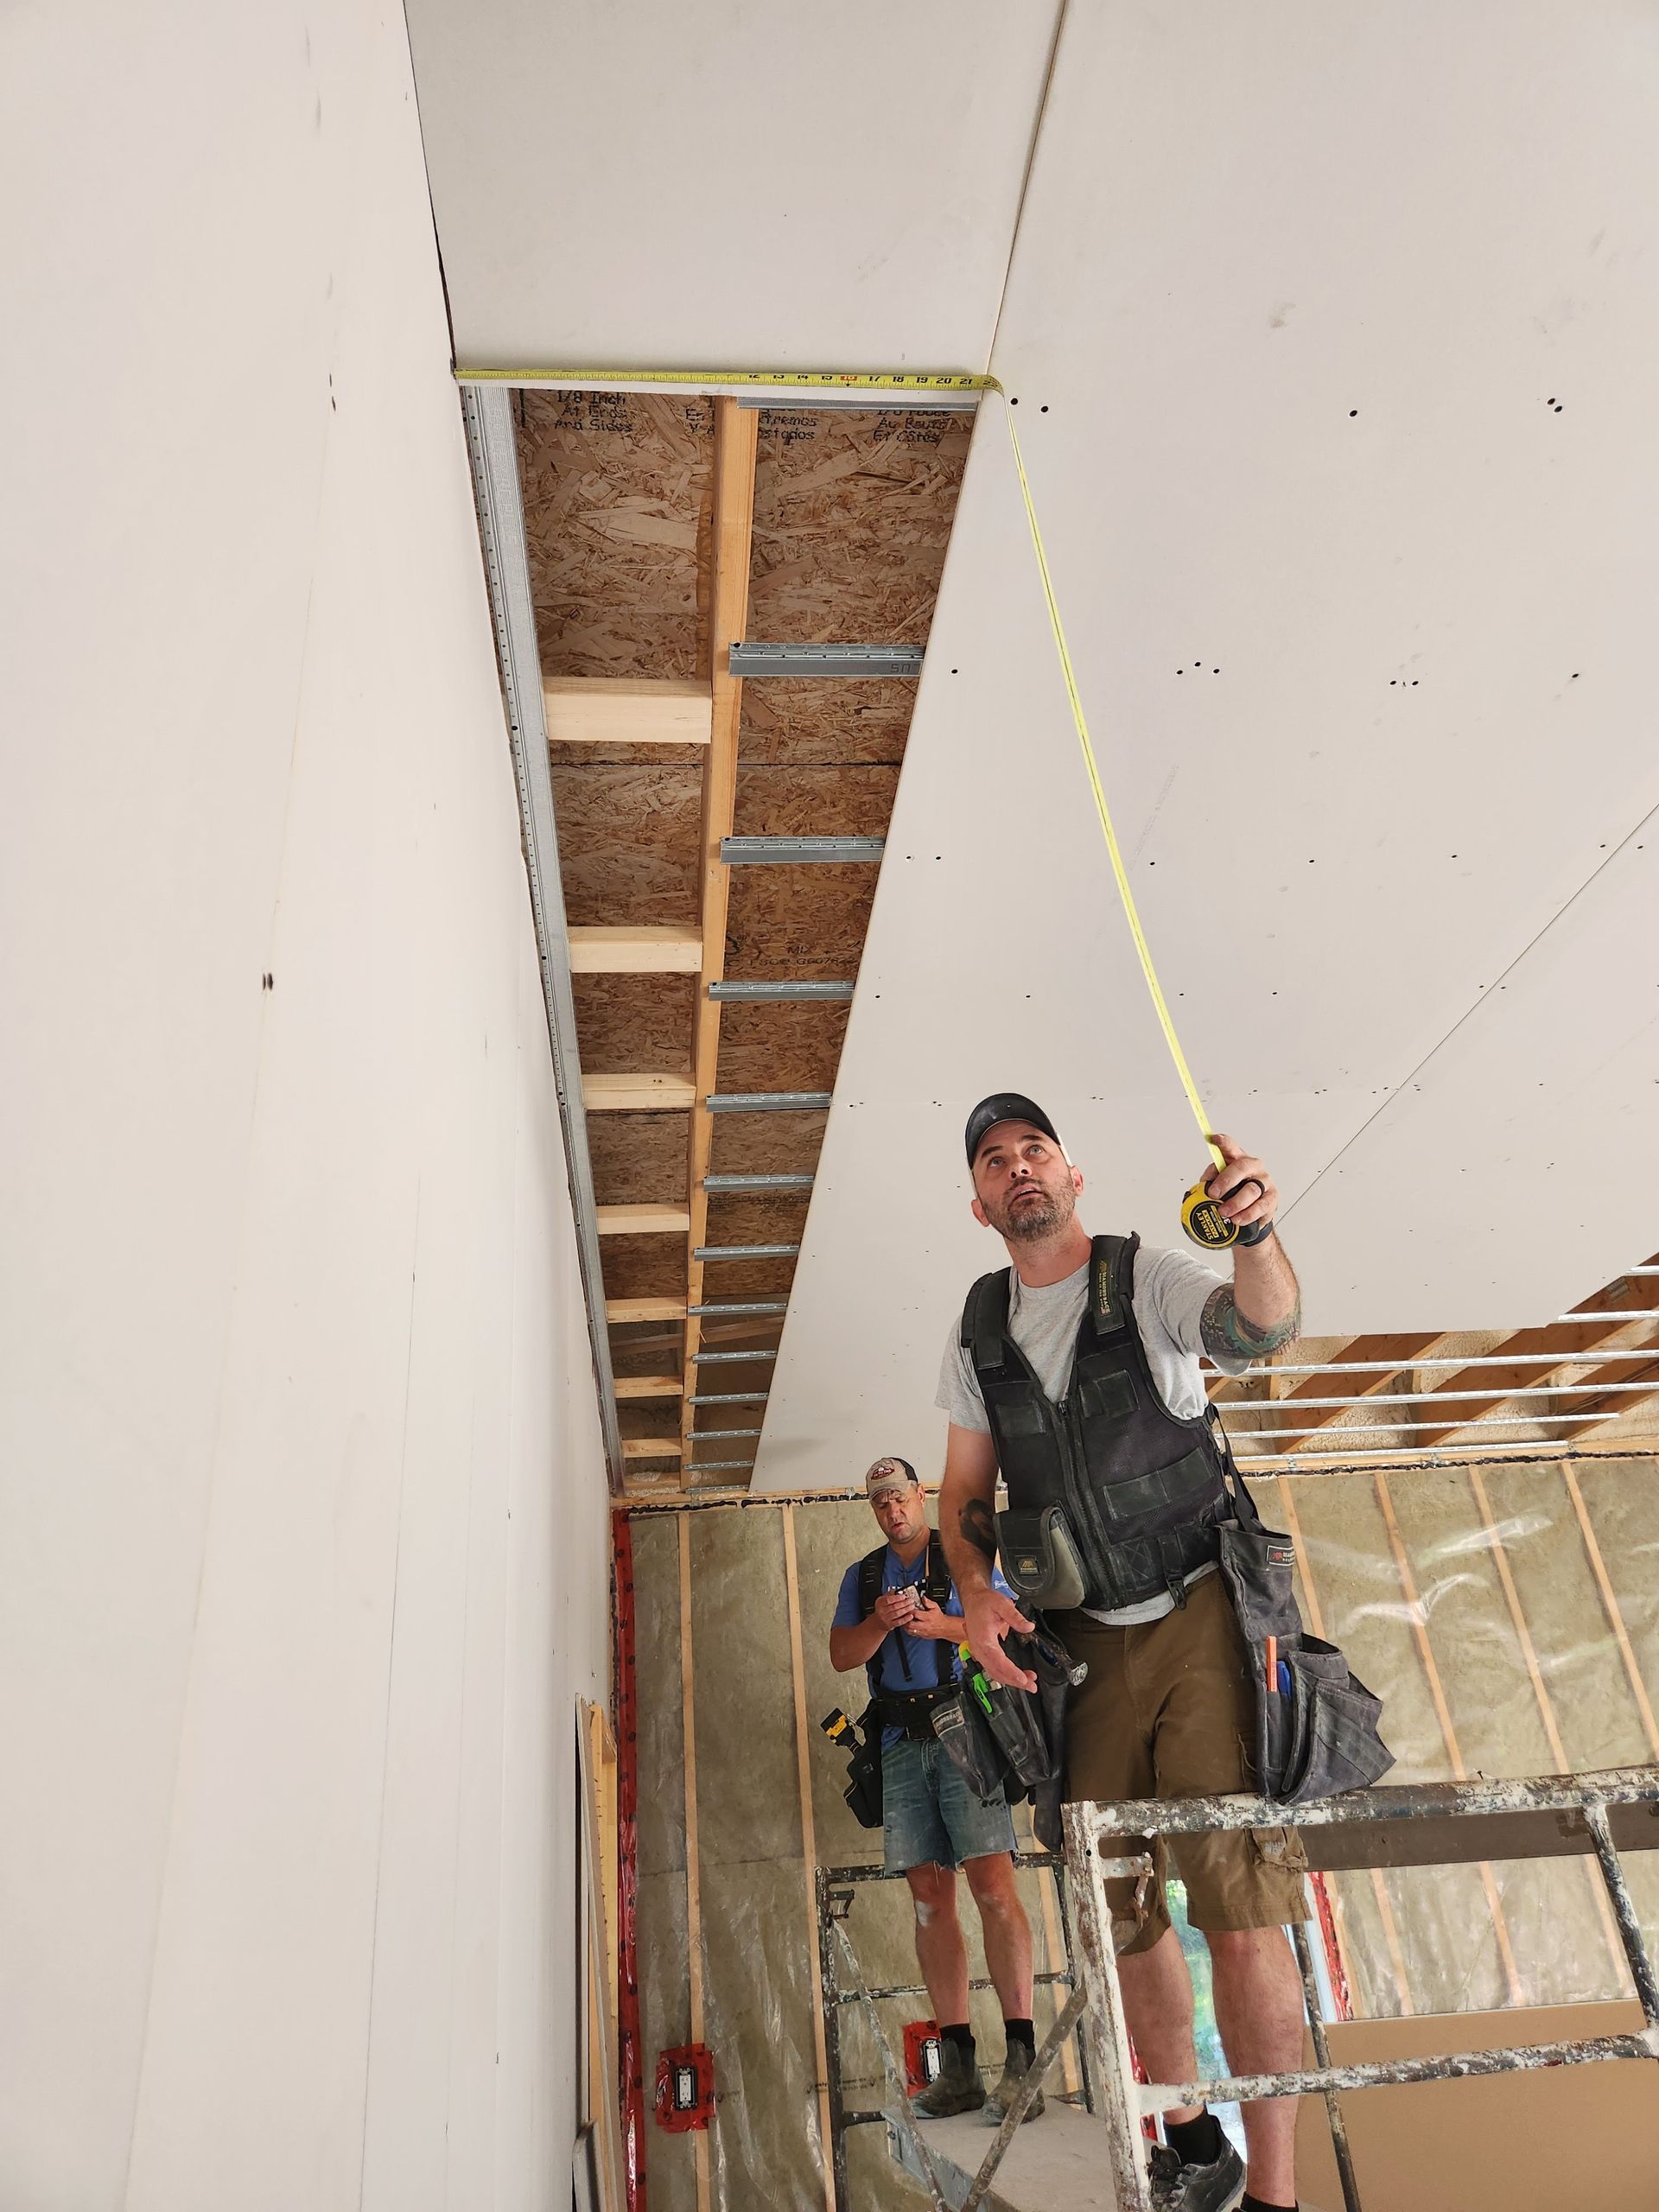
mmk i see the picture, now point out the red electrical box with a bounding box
[654,2044,715,2133]
[902,2021,942,2097]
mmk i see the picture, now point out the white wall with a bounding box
[0,5,608,2208]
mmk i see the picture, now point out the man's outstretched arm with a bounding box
[1198,1130,1302,1360]
[939,1421,1035,1690]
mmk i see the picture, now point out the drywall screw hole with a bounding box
[1349,409,1358,417]
[1040,404,1049,413]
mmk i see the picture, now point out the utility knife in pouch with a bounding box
[995,1504,1087,1611]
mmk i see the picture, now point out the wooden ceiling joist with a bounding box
[569,926,703,974]
[1278,1332,1452,1447]
[596,1204,693,1235]
[1408,1262,1659,1448]
[582,1072,696,1112]
[606,1296,689,1324]
[544,676,712,745]
[614,1376,684,1401]
[680,401,760,1464]
[623,1438,683,1460]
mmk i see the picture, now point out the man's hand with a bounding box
[904,1596,957,1642]
[1203,1131,1276,1230]
[960,1585,1037,1691]
[872,1587,920,1632]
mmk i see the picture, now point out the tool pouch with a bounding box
[1217,1516,1394,1805]
[841,1706,885,1830]
[930,1627,1083,1849]
[930,1693,1008,1802]
[995,1504,1088,1611]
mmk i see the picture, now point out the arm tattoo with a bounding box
[959,1496,998,1561]
[1201,1282,1302,1361]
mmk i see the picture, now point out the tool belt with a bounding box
[868,1685,958,1741]
[1217,1468,1395,1804]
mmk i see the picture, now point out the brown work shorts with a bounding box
[1052,1569,1308,1955]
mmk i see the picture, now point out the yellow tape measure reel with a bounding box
[463,361,1269,1254]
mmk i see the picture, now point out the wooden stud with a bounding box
[1465,1467,1626,1979]
[578,1700,627,2212]
[1560,1461,1659,1762]
[614,1376,683,1401]
[606,1296,689,1324]
[1373,1472,1525,2006]
[623,1438,683,1461]
[678,1514,713,2212]
[583,1072,696,1113]
[569,925,704,975]
[544,675,713,746]
[681,402,760,1452]
[1273,1475,1395,2014]
[597,1203,694,1236]
[781,1505,837,2212]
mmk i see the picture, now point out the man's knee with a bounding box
[906,1862,958,1924]
[963,1853,1020,1916]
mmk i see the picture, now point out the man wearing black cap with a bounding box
[938,1095,1306,2212]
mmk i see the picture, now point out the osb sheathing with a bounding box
[627,1456,1659,2212]
[518,391,714,680]
[522,401,969,1488]
[747,409,969,646]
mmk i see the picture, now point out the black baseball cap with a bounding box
[963,1091,1062,1168]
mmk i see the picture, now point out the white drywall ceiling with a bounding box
[754,0,1659,1487]
[404,0,1062,372]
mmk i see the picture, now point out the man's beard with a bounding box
[988,1179,1073,1243]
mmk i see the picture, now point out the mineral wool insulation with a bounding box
[629,1455,1659,2212]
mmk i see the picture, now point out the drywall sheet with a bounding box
[760,2,1659,1481]
[1294,2002,1658,2211]
[1,1,610,2202]
[628,1456,1659,2209]
[403,1,1062,374]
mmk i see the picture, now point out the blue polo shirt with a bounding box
[833,1544,1013,1749]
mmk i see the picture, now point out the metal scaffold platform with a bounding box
[830,1766,1659,2212]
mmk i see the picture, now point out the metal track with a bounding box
[461,387,622,1491]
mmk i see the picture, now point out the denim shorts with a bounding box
[881,1734,1017,1874]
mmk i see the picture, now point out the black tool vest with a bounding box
[856,1532,956,1728]
[960,1232,1232,1611]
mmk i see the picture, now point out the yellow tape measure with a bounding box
[460,360,1234,1236]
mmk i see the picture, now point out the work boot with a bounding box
[982,2042,1046,2126]
[910,2037,984,2119]
[1147,2134,1246,2212]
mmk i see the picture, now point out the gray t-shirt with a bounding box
[936,1244,1249,1627]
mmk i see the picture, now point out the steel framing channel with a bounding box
[693,1242,801,1261]
[709,980,855,1002]
[693,1348,778,1364]
[719,836,886,865]
[689,1299,789,1317]
[706,1091,833,1113]
[704,1172,815,1192]
[729,641,923,678]
[686,1392,770,1405]
[1063,1767,1659,2212]
[461,386,622,1491]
